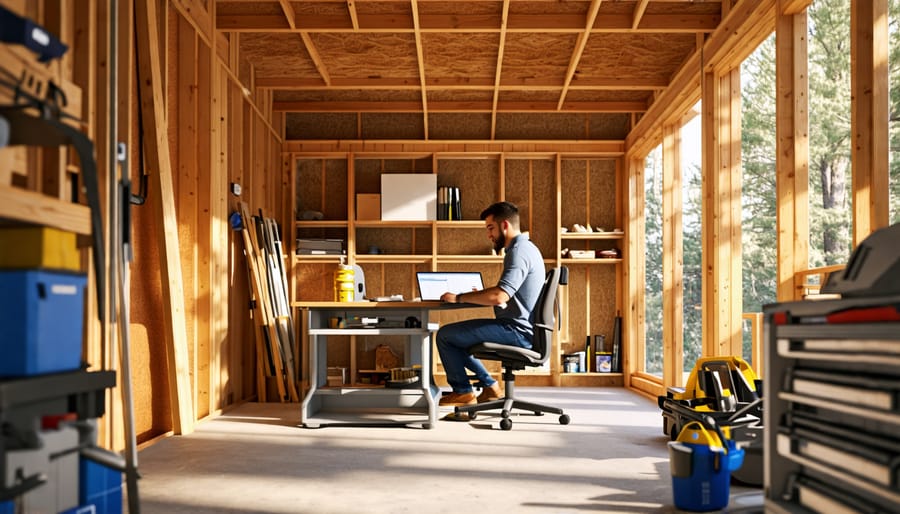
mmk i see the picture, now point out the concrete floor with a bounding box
[134,387,763,513]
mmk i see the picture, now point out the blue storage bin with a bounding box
[79,458,123,514]
[0,500,13,514]
[0,270,86,377]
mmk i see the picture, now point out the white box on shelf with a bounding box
[381,174,437,221]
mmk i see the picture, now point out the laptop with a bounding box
[416,271,484,301]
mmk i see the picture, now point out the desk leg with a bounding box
[420,331,438,429]
[300,334,321,428]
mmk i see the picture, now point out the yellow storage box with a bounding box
[0,226,80,271]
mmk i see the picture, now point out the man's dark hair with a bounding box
[480,201,520,228]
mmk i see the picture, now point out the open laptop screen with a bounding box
[416,271,484,301]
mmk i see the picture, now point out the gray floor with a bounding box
[135,387,763,513]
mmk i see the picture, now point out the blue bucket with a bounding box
[668,422,745,511]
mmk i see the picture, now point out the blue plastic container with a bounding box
[669,422,745,511]
[80,458,123,514]
[0,500,12,514]
[0,270,86,377]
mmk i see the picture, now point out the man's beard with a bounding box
[493,233,506,253]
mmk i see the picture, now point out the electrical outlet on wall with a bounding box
[230,182,242,196]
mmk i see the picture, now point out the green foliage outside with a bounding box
[645,0,900,376]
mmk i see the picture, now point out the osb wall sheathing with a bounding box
[562,265,618,354]
[428,114,492,140]
[495,113,588,140]
[285,113,631,141]
[361,113,424,139]
[286,113,357,140]
[294,158,348,220]
[436,158,499,220]
[504,158,557,258]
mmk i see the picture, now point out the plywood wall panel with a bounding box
[589,159,617,230]
[531,159,557,256]
[561,159,588,228]
[436,158,499,220]
[285,113,358,140]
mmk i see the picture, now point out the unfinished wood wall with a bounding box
[0,1,284,448]
[126,1,284,444]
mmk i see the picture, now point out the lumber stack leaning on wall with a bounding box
[239,202,299,402]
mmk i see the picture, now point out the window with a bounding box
[644,145,664,377]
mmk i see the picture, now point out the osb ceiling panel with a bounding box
[578,33,697,81]
[501,33,577,84]
[310,33,420,79]
[423,33,498,79]
[239,33,318,78]
[217,0,724,139]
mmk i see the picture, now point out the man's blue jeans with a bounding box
[436,318,532,393]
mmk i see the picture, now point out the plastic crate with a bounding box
[0,270,86,377]
[79,459,122,514]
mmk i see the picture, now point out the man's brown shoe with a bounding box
[439,391,476,406]
[477,383,503,403]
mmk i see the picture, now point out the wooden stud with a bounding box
[135,0,195,435]
[662,123,683,386]
[775,4,809,301]
[850,0,889,244]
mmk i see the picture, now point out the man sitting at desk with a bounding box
[437,201,546,406]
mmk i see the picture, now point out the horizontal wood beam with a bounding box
[0,186,92,235]
[282,140,626,155]
[257,76,669,90]
[217,13,720,33]
[273,100,648,113]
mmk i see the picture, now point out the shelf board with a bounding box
[435,220,484,228]
[560,232,624,240]
[354,220,434,228]
[294,254,346,263]
[0,186,92,235]
[436,255,503,264]
[560,258,622,264]
[354,254,432,263]
[295,220,348,228]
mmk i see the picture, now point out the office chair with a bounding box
[455,266,571,430]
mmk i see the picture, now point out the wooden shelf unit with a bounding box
[290,151,625,387]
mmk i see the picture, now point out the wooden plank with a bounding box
[0,185,91,234]
[556,0,602,111]
[490,0,510,140]
[177,13,203,421]
[661,123,683,386]
[850,0,889,245]
[135,0,195,435]
[410,0,429,138]
[625,156,645,378]
[775,5,809,302]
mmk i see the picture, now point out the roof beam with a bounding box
[410,0,429,138]
[632,0,651,29]
[256,76,669,90]
[557,0,603,110]
[491,0,510,139]
[299,33,331,86]
[216,13,720,33]
[277,0,295,29]
[272,100,649,113]
[347,1,359,30]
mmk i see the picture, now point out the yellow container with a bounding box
[334,265,355,302]
[0,226,80,271]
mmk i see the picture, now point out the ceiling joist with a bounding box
[272,100,648,114]
[490,0,511,139]
[256,77,669,91]
[217,13,720,34]
[557,0,603,110]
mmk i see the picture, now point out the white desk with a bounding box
[296,301,448,429]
